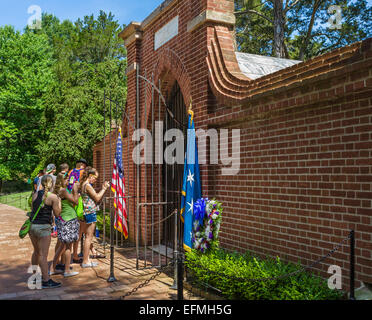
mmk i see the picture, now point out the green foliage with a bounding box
[96,210,111,236]
[0,25,56,179]
[0,11,127,181]
[185,248,344,300]
[28,11,127,166]
[235,0,372,60]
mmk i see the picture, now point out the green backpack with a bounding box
[75,196,84,221]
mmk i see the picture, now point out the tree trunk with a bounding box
[299,0,321,61]
[273,0,286,58]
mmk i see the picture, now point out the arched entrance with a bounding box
[130,72,189,269]
[162,81,187,254]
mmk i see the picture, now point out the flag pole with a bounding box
[107,129,117,283]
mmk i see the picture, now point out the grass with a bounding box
[0,191,31,212]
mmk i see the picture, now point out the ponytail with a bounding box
[41,175,54,201]
[53,173,65,196]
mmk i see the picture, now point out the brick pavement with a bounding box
[0,203,201,300]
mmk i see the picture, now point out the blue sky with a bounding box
[1,0,372,32]
[0,0,161,32]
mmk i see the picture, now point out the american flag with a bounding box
[111,128,128,238]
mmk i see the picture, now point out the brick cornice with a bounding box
[187,9,235,33]
[207,24,372,107]
[119,22,143,47]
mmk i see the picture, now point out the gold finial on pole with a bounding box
[188,97,194,125]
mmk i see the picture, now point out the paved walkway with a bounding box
[0,204,199,300]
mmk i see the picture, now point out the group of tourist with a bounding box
[29,159,110,289]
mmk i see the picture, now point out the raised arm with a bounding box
[85,182,110,204]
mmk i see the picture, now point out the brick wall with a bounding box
[93,0,372,290]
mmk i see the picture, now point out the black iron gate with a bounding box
[100,70,187,274]
[163,82,187,251]
[134,70,186,269]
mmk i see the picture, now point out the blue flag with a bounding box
[180,110,202,252]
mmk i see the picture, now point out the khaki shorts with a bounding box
[30,224,52,238]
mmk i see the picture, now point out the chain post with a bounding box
[349,229,355,300]
[107,205,117,282]
[170,209,178,290]
[177,253,184,300]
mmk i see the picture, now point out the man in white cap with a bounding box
[36,163,57,192]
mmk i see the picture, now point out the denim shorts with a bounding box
[84,212,97,224]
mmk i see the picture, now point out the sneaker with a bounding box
[42,279,61,289]
[64,271,79,278]
[81,262,98,268]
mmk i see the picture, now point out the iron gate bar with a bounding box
[115,101,118,248]
[136,65,140,270]
[107,91,117,282]
[158,79,161,268]
[103,90,106,255]
[144,69,147,268]
[165,81,168,266]
[151,72,155,266]
[126,99,130,251]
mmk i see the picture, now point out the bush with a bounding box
[185,249,344,300]
[96,210,111,236]
[0,180,30,194]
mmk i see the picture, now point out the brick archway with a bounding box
[141,48,192,130]
[152,48,191,108]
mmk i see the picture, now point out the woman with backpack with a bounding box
[29,175,62,289]
[49,173,80,277]
[79,167,110,268]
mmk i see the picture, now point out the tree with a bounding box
[0,26,56,189]
[32,11,127,166]
[235,0,372,60]
[0,11,127,189]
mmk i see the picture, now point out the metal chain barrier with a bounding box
[120,259,175,299]
[117,231,353,300]
[136,208,177,227]
[185,232,352,283]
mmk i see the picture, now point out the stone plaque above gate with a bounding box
[154,15,178,50]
